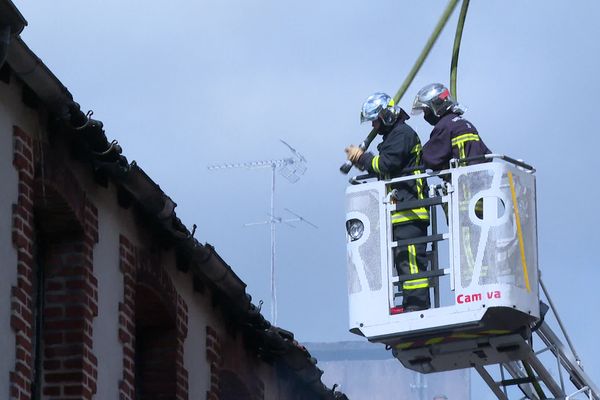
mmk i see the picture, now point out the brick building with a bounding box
[0,1,346,399]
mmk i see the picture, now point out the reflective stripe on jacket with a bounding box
[356,121,429,225]
[422,113,491,171]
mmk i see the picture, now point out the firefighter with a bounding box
[412,83,492,285]
[411,83,491,170]
[346,92,430,312]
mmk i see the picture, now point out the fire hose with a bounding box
[340,0,470,174]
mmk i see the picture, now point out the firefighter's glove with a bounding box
[345,145,364,163]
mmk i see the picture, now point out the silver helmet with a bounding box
[411,83,464,117]
[360,92,401,126]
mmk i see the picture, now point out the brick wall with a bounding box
[37,143,99,399]
[10,126,35,399]
[10,125,101,399]
[9,126,190,400]
[205,325,265,400]
[118,235,188,400]
[205,326,222,400]
[7,124,323,400]
[175,295,188,400]
[118,235,136,400]
[42,219,98,399]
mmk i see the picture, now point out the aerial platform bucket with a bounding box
[345,156,539,373]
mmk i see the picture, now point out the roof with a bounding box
[0,1,347,398]
[0,0,26,36]
[305,341,393,362]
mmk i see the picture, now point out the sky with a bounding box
[11,0,600,397]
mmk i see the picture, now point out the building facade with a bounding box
[307,342,470,400]
[0,2,345,399]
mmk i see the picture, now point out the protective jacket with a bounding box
[355,119,429,225]
[422,113,491,171]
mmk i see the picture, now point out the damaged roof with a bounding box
[0,1,346,399]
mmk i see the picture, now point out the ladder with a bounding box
[476,280,599,400]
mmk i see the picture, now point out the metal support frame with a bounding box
[502,360,542,399]
[475,310,599,400]
[476,365,510,400]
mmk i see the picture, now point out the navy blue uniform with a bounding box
[422,113,491,171]
[423,113,491,282]
[354,118,430,309]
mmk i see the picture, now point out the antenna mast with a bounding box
[207,140,315,324]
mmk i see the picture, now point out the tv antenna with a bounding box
[207,140,316,324]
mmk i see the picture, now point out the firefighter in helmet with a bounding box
[412,83,492,286]
[411,83,491,170]
[346,92,430,312]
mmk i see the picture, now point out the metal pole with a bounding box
[270,163,277,324]
[207,142,307,326]
[539,277,582,364]
[419,373,426,400]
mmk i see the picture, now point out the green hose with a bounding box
[340,0,460,173]
[523,361,547,399]
[394,0,460,103]
[450,0,470,100]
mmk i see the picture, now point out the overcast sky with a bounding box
[12,0,600,397]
